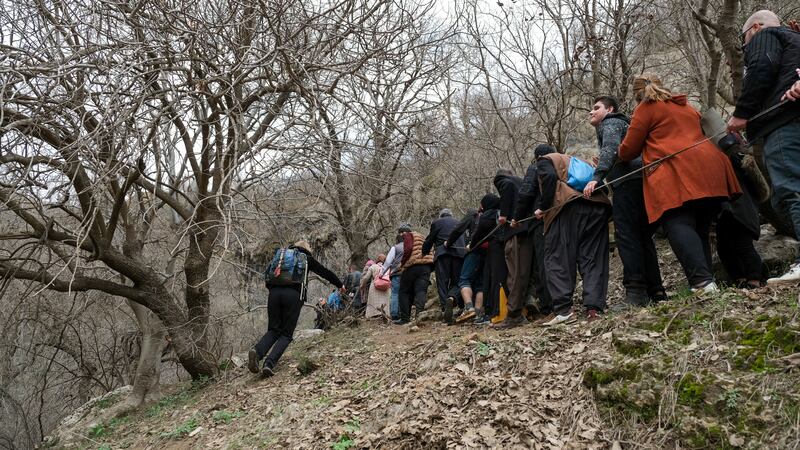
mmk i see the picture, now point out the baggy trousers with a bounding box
[389,274,402,320]
[254,286,303,370]
[504,234,533,318]
[398,264,432,322]
[545,201,610,315]
[434,255,464,310]
[612,179,665,296]
[482,240,508,318]
[527,220,553,313]
[716,212,763,282]
[764,120,800,262]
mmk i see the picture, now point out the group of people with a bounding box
[245,9,800,378]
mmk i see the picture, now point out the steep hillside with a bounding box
[44,284,800,450]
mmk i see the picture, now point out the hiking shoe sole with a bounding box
[248,348,259,374]
[455,310,477,324]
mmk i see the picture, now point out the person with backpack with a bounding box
[620,73,741,294]
[422,208,466,324]
[534,145,612,325]
[728,11,800,284]
[583,95,666,307]
[360,254,391,318]
[248,240,344,378]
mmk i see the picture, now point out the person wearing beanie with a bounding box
[396,226,435,324]
[447,205,483,323]
[249,240,345,378]
[422,207,466,323]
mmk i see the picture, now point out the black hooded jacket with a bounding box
[468,194,501,248]
[493,174,525,240]
[268,246,343,294]
[445,208,479,248]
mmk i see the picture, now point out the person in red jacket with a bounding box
[618,73,741,294]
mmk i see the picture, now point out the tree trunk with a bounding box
[127,301,167,406]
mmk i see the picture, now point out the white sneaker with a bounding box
[767,263,800,285]
[691,281,719,294]
[539,312,574,326]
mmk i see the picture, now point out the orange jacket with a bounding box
[618,95,741,223]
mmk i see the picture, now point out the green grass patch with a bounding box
[212,410,245,424]
[160,417,199,440]
[87,416,130,439]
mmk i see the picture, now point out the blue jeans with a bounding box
[458,250,485,291]
[764,120,800,262]
[390,274,401,320]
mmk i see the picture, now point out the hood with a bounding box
[480,193,500,211]
[668,94,688,106]
[602,112,630,124]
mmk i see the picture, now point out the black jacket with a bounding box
[446,209,478,247]
[467,194,501,248]
[493,174,525,240]
[537,159,559,211]
[736,26,800,140]
[594,113,642,187]
[513,162,543,227]
[422,215,466,259]
[720,153,761,240]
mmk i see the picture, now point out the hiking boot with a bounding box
[247,348,259,374]
[585,309,602,323]
[768,262,800,285]
[691,281,719,294]
[649,290,668,303]
[473,314,491,325]
[260,366,275,379]
[443,297,455,325]
[491,314,528,330]
[624,287,650,307]
[539,311,575,326]
[455,308,477,324]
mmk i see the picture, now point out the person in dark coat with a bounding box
[249,240,344,378]
[467,193,503,324]
[716,152,765,288]
[422,208,466,323]
[492,169,531,329]
[445,208,485,323]
[728,10,800,284]
[511,145,554,318]
[584,95,665,306]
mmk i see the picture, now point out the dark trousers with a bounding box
[612,179,665,296]
[505,234,532,317]
[398,264,431,322]
[660,199,721,287]
[528,220,552,313]
[716,212,763,281]
[254,286,303,370]
[482,240,508,318]
[434,255,463,310]
[545,201,610,315]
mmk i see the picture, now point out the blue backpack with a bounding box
[265,248,308,286]
[566,157,595,191]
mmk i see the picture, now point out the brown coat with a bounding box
[540,153,611,232]
[401,232,434,270]
[619,95,741,223]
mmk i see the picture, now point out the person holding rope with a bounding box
[584,95,666,307]
[446,207,484,323]
[728,10,800,285]
[534,145,612,325]
[422,208,466,324]
[249,240,345,378]
[510,144,554,322]
[395,225,434,325]
[620,73,741,294]
[466,193,503,325]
